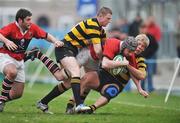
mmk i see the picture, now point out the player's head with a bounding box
[16,8,32,30]
[97,7,112,27]
[121,36,138,57]
[135,34,149,55]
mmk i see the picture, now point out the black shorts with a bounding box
[96,68,124,92]
[55,41,78,63]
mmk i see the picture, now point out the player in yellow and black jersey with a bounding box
[36,7,112,113]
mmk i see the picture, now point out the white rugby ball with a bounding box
[110,55,125,75]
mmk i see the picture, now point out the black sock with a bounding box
[71,77,82,106]
[41,83,67,105]
[80,90,90,103]
[0,78,13,102]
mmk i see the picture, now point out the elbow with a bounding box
[138,73,146,80]
[95,49,102,58]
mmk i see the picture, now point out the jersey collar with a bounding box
[15,21,28,35]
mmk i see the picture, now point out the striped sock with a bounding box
[0,78,13,102]
[37,52,60,74]
[89,105,97,111]
[41,83,68,105]
[66,99,75,108]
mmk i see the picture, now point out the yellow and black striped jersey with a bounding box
[63,18,106,48]
[136,56,147,76]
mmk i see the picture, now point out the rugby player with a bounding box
[0,8,63,112]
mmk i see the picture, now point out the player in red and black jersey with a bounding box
[77,34,150,114]
[0,8,63,112]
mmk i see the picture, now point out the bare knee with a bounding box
[4,64,17,80]
[54,69,70,81]
[54,71,65,81]
[58,80,71,90]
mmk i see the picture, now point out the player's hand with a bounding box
[122,57,129,66]
[139,89,149,98]
[54,40,64,47]
[5,40,18,51]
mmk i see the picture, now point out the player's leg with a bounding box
[85,84,120,114]
[0,53,29,112]
[0,55,18,112]
[37,79,71,113]
[60,57,83,109]
[9,82,24,100]
[24,48,68,81]
[74,71,101,113]
[55,46,91,113]
[66,48,100,113]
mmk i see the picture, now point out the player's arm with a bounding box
[92,43,102,59]
[0,33,18,51]
[46,33,64,47]
[101,56,129,69]
[127,64,146,80]
[91,29,104,60]
[130,74,149,98]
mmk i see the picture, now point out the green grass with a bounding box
[0,83,180,123]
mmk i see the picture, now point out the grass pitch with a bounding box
[0,83,179,123]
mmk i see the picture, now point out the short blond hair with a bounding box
[97,7,112,16]
[135,34,149,47]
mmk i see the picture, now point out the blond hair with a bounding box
[97,7,112,16]
[135,34,149,47]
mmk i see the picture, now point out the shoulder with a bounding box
[30,23,40,28]
[2,22,16,28]
[30,23,44,31]
[86,18,99,26]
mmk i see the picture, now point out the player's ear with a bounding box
[18,18,23,23]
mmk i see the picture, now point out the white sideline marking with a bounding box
[112,101,180,111]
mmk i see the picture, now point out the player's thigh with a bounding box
[81,71,100,90]
[61,56,80,77]
[0,54,17,77]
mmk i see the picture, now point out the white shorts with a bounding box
[0,53,25,82]
[76,48,99,71]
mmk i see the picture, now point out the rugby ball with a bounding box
[110,55,125,75]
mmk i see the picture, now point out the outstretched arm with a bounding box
[46,33,64,47]
[130,74,149,98]
[92,43,102,60]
